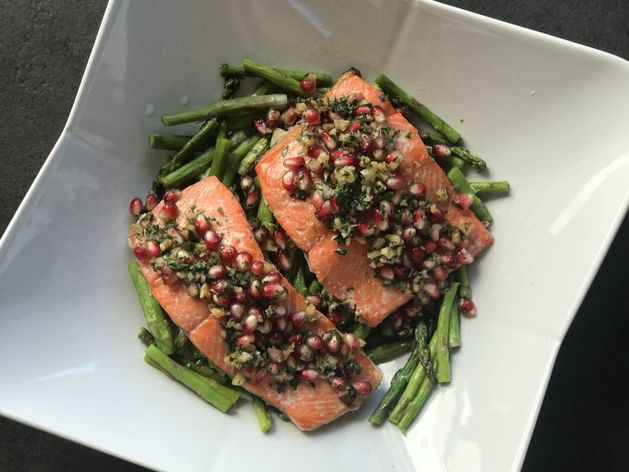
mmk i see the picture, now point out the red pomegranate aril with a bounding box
[393,265,407,280]
[298,344,314,362]
[242,313,258,334]
[210,278,228,293]
[311,191,324,210]
[262,283,287,300]
[234,251,253,272]
[253,226,269,243]
[408,181,427,198]
[233,289,247,304]
[267,347,284,363]
[283,156,305,171]
[245,190,259,208]
[355,105,371,115]
[424,240,437,254]
[133,246,148,259]
[285,354,300,372]
[262,272,282,285]
[429,224,442,242]
[331,377,346,390]
[348,121,361,133]
[306,334,324,350]
[385,151,402,165]
[282,107,298,126]
[236,334,255,348]
[325,333,342,353]
[230,303,245,320]
[343,333,360,350]
[250,260,265,277]
[321,132,336,150]
[371,105,386,123]
[276,251,292,271]
[203,230,221,251]
[386,175,404,190]
[432,265,448,281]
[454,193,474,210]
[307,158,322,174]
[290,311,306,327]
[213,293,233,307]
[240,175,254,192]
[303,108,321,125]
[317,200,332,221]
[456,248,474,265]
[433,144,452,158]
[413,208,426,230]
[299,75,317,95]
[423,281,440,298]
[194,214,211,236]
[430,206,445,221]
[308,144,323,158]
[248,279,262,299]
[282,170,297,193]
[373,209,389,232]
[459,297,475,315]
[257,318,273,334]
[373,134,385,149]
[266,109,281,128]
[305,294,322,308]
[288,333,303,345]
[145,192,158,211]
[160,202,178,221]
[359,135,373,153]
[297,169,313,192]
[440,254,454,266]
[268,361,283,375]
[161,266,177,285]
[357,222,375,236]
[438,236,455,251]
[253,118,268,134]
[353,381,372,395]
[163,190,180,203]
[333,152,356,168]
[402,227,417,242]
[379,265,395,281]
[298,369,318,381]
[327,311,344,325]
[129,197,143,217]
[219,245,238,265]
[146,240,161,258]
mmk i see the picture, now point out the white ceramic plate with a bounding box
[1,1,629,471]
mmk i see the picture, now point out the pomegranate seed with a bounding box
[242,313,258,334]
[324,332,342,353]
[298,344,314,362]
[282,107,298,126]
[306,334,324,350]
[262,283,287,300]
[372,209,389,232]
[290,311,306,327]
[236,334,255,348]
[379,265,395,281]
[429,224,442,242]
[430,206,445,221]
[253,226,269,243]
[348,121,361,133]
[268,361,283,375]
[203,230,221,251]
[438,236,455,251]
[454,193,474,210]
[311,191,324,209]
[213,293,233,307]
[129,197,143,216]
[233,289,247,303]
[459,298,476,317]
[359,135,373,154]
[240,175,254,192]
[253,118,268,134]
[317,200,332,220]
[331,377,346,390]
[380,201,395,218]
[343,333,360,350]
[353,381,372,395]
[386,175,404,190]
[299,75,317,95]
[303,108,321,125]
[248,279,262,299]
[423,281,440,298]
[333,151,357,168]
[245,190,259,208]
[288,333,303,345]
[373,134,385,149]
[230,303,245,319]
[262,272,283,285]
[194,214,211,236]
[413,208,426,230]
[433,144,452,158]
[357,222,374,236]
[424,240,437,253]
[408,182,427,198]
[282,170,297,193]
[283,156,305,171]
[402,227,417,242]
[234,251,253,272]
[160,202,178,221]
[133,246,148,259]
[327,311,344,325]
[267,347,284,363]
[305,294,322,308]
[308,145,323,159]
[330,196,339,213]
[355,105,371,115]
[393,265,407,279]
[146,240,161,258]
[385,151,402,165]
[145,192,158,211]
[320,132,336,150]
[250,260,265,277]
[298,369,318,381]
[285,354,301,372]
[440,254,454,266]
[456,248,474,265]
[266,109,281,128]
[276,251,292,271]
[161,266,177,285]
[297,169,312,191]
[219,245,238,265]
[210,279,228,293]
[163,190,180,203]
[371,105,386,123]
[433,265,448,281]
[307,158,322,174]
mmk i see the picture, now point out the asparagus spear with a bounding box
[225,111,263,131]
[128,260,175,355]
[219,63,333,86]
[469,180,510,194]
[257,196,276,231]
[237,136,270,176]
[222,77,240,99]
[448,301,461,349]
[137,327,155,346]
[180,359,229,384]
[436,283,459,384]
[149,134,192,151]
[253,80,278,96]
[222,136,264,187]
[160,119,220,176]
[292,262,307,296]
[351,323,372,341]
[368,348,420,426]
[367,340,413,364]
[451,146,487,170]
[229,130,248,148]
[426,145,465,169]
[144,345,240,413]
[308,280,323,295]
[456,265,472,299]
[397,357,438,433]
[447,166,493,223]
[159,147,214,188]
[375,74,461,144]
[243,60,308,98]
[207,137,232,180]
[161,94,289,126]
[380,316,395,338]
[418,129,448,145]
[174,329,189,356]
[253,397,273,434]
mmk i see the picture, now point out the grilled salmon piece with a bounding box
[256,73,493,327]
[130,177,382,431]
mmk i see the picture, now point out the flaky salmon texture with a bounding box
[129,176,382,431]
[256,72,494,328]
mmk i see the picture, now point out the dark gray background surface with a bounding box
[1,1,627,471]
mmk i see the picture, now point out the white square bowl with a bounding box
[1,1,628,471]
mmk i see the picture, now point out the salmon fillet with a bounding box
[256,72,493,327]
[129,177,382,431]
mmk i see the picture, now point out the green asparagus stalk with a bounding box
[451,146,487,170]
[174,329,189,356]
[219,63,333,86]
[221,77,240,100]
[253,80,278,96]
[180,359,229,384]
[221,136,263,186]
[351,323,372,341]
[149,133,192,151]
[225,112,263,131]
[159,147,214,188]
[238,136,270,176]
[448,301,461,349]
[418,129,448,145]
[397,357,438,433]
[426,145,465,169]
[161,94,289,126]
[469,180,510,194]
[447,166,493,223]
[229,130,248,148]
[308,280,323,295]
[128,260,175,355]
[368,348,420,426]
[144,345,240,413]
[160,119,219,174]
[243,60,308,97]
[293,263,307,296]
[375,74,461,144]
[435,283,459,384]
[257,196,276,231]
[456,265,472,299]
[253,397,273,434]
[206,137,232,180]
[380,316,395,338]
[367,340,414,363]
[137,327,155,346]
